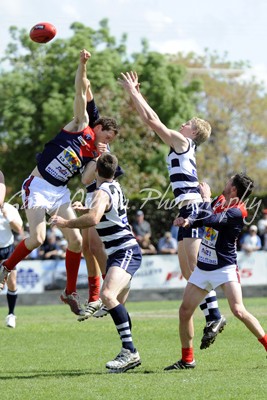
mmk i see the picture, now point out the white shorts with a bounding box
[188,264,240,292]
[22,176,71,215]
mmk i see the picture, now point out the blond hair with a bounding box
[191,117,211,146]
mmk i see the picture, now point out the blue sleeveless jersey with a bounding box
[191,195,248,270]
[37,126,99,186]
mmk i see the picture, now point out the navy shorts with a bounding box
[177,204,204,242]
[106,245,142,277]
[0,244,14,261]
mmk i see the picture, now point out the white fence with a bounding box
[1,252,267,294]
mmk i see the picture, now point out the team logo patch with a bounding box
[57,146,82,172]
[202,226,218,247]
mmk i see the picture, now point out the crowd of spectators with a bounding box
[14,225,68,260]
[13,208,267,259]
[238,209,267,253]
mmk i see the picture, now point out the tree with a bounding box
[170,51,267,195]
[0,20,201,202]
[1,20,265,224]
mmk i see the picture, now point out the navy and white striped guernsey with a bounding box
[166,138,202,205]
[95,180,137,255]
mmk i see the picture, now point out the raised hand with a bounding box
[199,182,211,201]
[118,71,140,92]
[80,49,91,64]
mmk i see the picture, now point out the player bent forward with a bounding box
[165,173,267,370]
[49,153,142,373]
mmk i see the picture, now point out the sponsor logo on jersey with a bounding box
[57,146,82,172]
[202,226,218,247]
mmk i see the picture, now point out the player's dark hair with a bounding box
[93,117,119,135]
[232,173,254,199]
[97,153,118,179]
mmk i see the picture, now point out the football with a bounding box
[29,22,57,43]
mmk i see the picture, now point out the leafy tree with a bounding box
[170,51,267,195]
[1,19,265,229]
[0,20,201,202]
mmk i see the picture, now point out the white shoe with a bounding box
[6,314,16,328]
[93,304,109,318]
[77,299,103,321]
[106,348,141,373]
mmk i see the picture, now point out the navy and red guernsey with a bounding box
[189,194,248,271]
[37,125,99,187]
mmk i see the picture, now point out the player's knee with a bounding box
[27,235,45,249]
[100,289,113,305]
[67,235,82,252]
[7,274,17,291]
[231,305,245,320]
[7,282,17,291]
[179,303,192,321]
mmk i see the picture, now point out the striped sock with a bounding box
[109,304,135,353]
[199,290,221,323]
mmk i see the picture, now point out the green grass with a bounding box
[0,298,266,399]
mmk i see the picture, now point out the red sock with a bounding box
[258,334,267,351]
[182,347,194,363]
[65,249,81,294]
[88,276,101,302]
[4,240,32,270]
[102,273,106,280]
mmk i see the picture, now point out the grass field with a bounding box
[0,297,266,400]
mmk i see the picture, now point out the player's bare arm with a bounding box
[49,189,110,229]
[81,159,97,186]
[63,49,90,132]
[199,182,212,202]
[118,71,188,152]
[86,78,93,102]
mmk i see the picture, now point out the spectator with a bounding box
[241,225,262,254]
[139,233,157,255]
[57,238,67,259]
[39,232,62,260]
[158,231,178,254]
[262,226,267,251]
[22,223,40,259]
[132,210,156,254]
[257,209,267,247]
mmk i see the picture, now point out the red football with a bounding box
[29,22,57,43]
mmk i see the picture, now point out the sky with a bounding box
[1,0,267,86]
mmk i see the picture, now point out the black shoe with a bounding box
[200,315,227,350]
[164,359,196,371]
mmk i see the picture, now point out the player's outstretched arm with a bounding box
[118,71,186,149]
[73,49,90,124]
[49,190,109,229]
[64,49,90,131]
